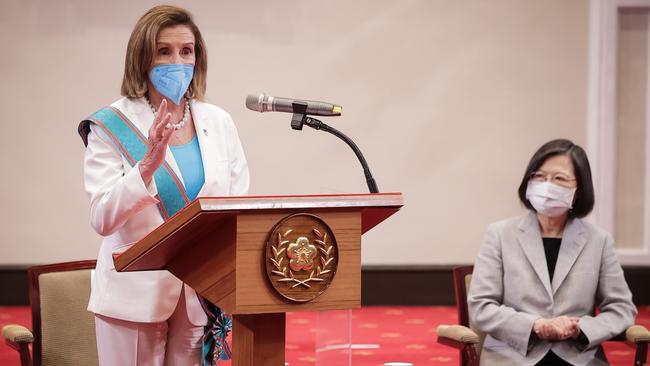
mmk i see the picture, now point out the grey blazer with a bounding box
[468,212,636,366]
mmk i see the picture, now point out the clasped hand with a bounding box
[139,99,174,185]
[533,316,580,340]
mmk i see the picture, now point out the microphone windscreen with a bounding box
[245,94,263,112]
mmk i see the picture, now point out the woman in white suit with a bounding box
[78,5,249,366]
[468,139,636,366]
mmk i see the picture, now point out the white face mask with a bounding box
[525,180,576,217]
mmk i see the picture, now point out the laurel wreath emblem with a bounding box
[270,228,335,288]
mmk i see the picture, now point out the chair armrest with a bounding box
[2,324,34,344]
[626,325,650,344]
[2,325,34,366]
[437,324,480,344]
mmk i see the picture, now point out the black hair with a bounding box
[517,139,594,218]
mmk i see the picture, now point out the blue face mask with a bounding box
[150,63,194,105]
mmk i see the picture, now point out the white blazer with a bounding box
[468,212,636,366]
[82,97,250,325]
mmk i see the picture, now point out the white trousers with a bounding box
[94,287,204,366]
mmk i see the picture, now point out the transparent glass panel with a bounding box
[284,311,316,366]
[314,309,352,366]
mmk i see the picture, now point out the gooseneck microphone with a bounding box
[246,93,342,117]
[245,93,379,194]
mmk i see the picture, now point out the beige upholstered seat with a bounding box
[2,260,98,366]
[435,265,649,366]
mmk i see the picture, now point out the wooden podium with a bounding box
[114,193,403,365]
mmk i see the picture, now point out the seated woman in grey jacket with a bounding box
[468,139,636,366]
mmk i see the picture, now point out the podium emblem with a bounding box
[265,213,338,302]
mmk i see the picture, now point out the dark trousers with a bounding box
[535,351,574,366]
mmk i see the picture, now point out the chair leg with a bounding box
[18,342,32,366]
[636,342,647,366]
[462,344,479,366]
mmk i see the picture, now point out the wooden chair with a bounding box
[435,265,650,366]
[2,260,98,366]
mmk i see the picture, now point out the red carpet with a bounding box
[2,305,649,365]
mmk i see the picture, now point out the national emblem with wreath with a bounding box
[265,213,338,302]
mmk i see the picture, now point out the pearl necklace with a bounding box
[147,98,191,130]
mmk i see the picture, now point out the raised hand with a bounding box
[139,99,174,185]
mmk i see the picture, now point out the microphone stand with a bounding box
[290,102,379,194]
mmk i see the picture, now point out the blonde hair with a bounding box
[121,5,207,100]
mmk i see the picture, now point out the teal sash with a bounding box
[78,106,190,219]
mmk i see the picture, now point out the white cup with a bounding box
[384,363,413,366]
